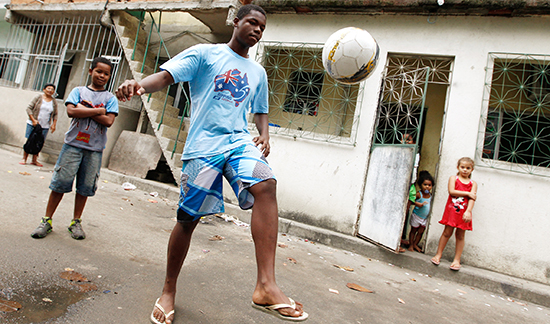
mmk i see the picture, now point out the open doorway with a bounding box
[357,53,452,253]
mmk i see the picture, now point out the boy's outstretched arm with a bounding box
[253,113,270,157]
[116,71,174,102]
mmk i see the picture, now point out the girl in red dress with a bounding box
[431,157,477,271]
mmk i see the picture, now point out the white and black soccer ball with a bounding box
[322,27,380,84]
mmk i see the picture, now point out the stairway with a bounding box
[111,11,189,183]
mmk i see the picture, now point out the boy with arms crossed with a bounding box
[116,4,307,323]
[31,57,118,240]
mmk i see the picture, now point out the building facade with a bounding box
[1,0,549,285]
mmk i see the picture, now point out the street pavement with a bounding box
[1,147,549,324]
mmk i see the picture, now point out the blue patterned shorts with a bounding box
[177,143,275,222]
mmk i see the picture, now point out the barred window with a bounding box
[0,15,130,96]
[255,42,363,145]
[478,53,550,174]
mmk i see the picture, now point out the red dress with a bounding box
[439,176,473,231]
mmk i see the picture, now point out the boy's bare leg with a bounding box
[431,225,454,263]
[73,193,88,219]
[451,228,466,268]
[152,219,199,324]
[45,191,64,219]
[249,179,304,318]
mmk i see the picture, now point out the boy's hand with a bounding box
[50,124,56,133]
[97,108,107,116]
[422,201,428,206]
[116,80,145,102]
[463,210,472,223]
[253,135,271,157]
[468,192,477,200]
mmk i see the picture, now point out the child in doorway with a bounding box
[408,170,434,252]
[31,57,118,240]
[431,157,477,271]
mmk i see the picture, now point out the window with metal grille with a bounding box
[255,42,363,145]
[478,53,550,175]
[0,14,133,99]
[283,70,323,116]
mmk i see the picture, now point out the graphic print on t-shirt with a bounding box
[214,69,250,107]
[76,131,91,143]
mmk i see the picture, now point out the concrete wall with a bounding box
[255,13,550,284]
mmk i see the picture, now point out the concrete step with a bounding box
[150,101,179,118]
[159,124,183,139]
[167,137,187,153]
[148,94,177,110]
[157,114,185,129]
[128,60,155,76]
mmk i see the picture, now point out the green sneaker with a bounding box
[68,219,86,240]
[31,217,53,238]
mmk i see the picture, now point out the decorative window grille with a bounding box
[255,42,364,145]
[374,54,452,146]
[1,14,133,101]
[477,53,550,175]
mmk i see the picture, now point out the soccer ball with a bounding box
[322,27,380,84]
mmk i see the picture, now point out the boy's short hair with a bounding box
[237,4,266,19]
[91,57,113,72]
[43,83,56,90]
[417,170,434,186]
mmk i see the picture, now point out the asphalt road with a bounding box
[1,148,549,324]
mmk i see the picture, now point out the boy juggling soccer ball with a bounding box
[31,57,118,240]
[116,4,307,323]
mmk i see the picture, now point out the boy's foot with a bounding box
[151,297,175,324]
[19,160,27,165]
[31,217,53,238]
[252,289,307,321]
[31,161,43,167]
[68,219,86,240]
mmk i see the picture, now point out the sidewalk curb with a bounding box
[100,168,550,308]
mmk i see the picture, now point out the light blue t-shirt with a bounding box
[64,86,118,152]
[160,44,269,160]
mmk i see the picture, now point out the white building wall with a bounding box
[258,13,550,284]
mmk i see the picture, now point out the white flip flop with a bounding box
[252,297,309,322]
[150,298,175,324]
